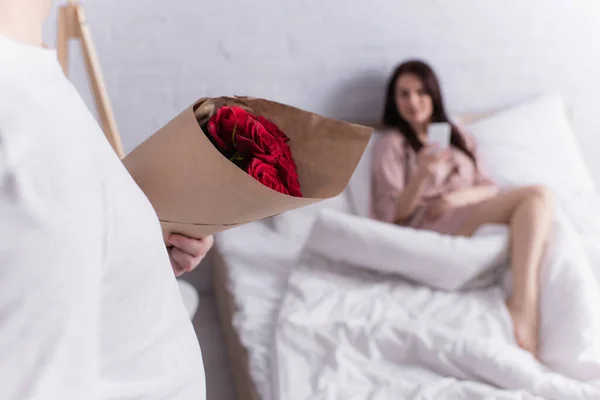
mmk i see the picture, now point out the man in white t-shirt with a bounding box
[0,0,212,398]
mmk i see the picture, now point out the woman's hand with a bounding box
[167,234,214,277]
[427,194,456,219]
[429,185,498,219]
[416,145,450,180]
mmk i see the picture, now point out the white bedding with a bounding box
[273,198,600,400]
[303,209,510,291]
[215,200,600,400]
[215,205,600,400]
[215,94,600,400]
[215,221,302,400]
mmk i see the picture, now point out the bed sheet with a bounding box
[215,221,302,400]
[273,203,600,400]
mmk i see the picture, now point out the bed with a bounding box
[211,94,600,400]
[212,219,302,400]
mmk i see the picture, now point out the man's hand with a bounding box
[167,234,214,277]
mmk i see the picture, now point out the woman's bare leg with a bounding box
[454,185,554,356]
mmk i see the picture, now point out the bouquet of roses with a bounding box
[203,105,302,197]
[124,96,372,240]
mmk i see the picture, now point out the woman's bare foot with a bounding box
[507,298,539,357]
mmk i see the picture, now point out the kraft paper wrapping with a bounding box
[123,96,373,240]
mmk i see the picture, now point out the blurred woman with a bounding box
[371,60,554,357]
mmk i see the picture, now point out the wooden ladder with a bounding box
[56,0,125,159]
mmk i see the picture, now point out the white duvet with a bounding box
[272,196,600,400]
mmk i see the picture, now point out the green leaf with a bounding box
[229,152,244,165]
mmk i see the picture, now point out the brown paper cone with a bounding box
[123,96,373,241]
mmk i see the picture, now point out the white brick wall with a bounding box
[44,0,600,184]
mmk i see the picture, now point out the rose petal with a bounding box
[247,158,289,195]
[257,116,289,143]
[237,118,283,160]
[206,116,230,150]
[208,106,253,152]
[277,157,302,197]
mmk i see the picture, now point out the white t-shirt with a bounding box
[0,36,205,399]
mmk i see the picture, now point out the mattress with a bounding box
[212,221,302,400]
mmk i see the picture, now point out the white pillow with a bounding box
[305,209,510,291]
[345,132,381,218]
[466,93,595,196]
[272,192,352,243]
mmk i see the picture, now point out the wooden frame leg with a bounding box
[56,2,126,159]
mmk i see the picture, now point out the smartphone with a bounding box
[427,122,451,149]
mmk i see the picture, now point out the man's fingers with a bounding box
[168,234,208,257]
[170,247,200,272]
[202,235,215,251]
[167,235,214,276]
[169,251,186,277]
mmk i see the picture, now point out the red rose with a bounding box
[208,106,285,162]
[247,158,289,195]
[257,116,289,143]
[236,117,284,163]
[204,105,302,197]
[206,106,250,152]
[257,116,293,160]
[277,157,302,197]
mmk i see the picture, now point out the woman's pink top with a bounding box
[370,128,496,234]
